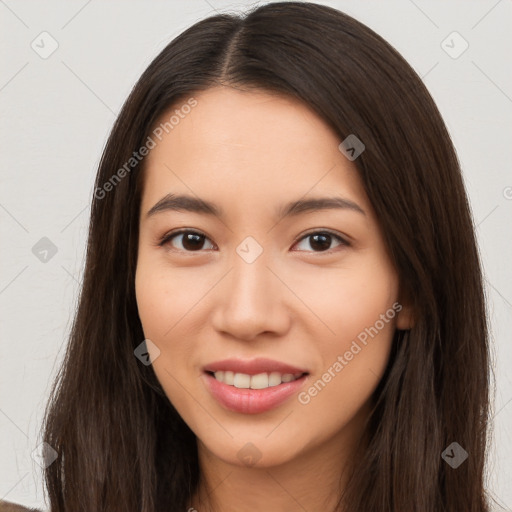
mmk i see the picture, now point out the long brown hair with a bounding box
[40,2,492,510]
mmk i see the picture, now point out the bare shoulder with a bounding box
[0,501,43,512]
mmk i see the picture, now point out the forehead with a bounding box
[141,86,370,217]
[148,86,338,165]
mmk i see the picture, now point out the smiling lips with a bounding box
[202,357,309,414]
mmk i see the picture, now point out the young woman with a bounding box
[3,2,494,511]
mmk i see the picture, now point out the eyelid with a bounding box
[292,228,350,248]
[157,228,350,252]
[156,228,217,250]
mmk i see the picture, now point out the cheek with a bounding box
[291,255,398,410]
[284,256,399,344]
[135,257,206,410]
[135,250,209,339]
[299,322,394,428]
[295,304,396,448]
[135,269,189,365]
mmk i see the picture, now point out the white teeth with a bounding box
[233,373,251,388]
[212,371,304,389]
[268,372,282,386]
[250,373,268,389]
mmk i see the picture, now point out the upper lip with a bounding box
[203,357,309,376]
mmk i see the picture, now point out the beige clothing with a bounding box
[0,501,42,512]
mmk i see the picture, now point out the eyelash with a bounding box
[156,228,350,254]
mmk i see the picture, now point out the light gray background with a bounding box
[1,0,511,510]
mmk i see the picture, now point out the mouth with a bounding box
[203,371,309,414]
[201,358,310,414]
[205,370,308,390]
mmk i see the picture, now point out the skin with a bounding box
[135,86,413,511]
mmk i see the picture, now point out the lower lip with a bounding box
[202,372,308,414]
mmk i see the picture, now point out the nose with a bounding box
[210,249,291,341]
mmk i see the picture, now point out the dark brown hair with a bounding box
[40,2,492,511]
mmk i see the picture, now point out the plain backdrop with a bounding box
[1,0,511,510]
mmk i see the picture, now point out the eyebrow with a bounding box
[145,193,366,220]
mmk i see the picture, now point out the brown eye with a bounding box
[293,231,348,252]
[159,230,215,252]
[158,229,348,253]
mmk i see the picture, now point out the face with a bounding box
[135,86,412,468]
